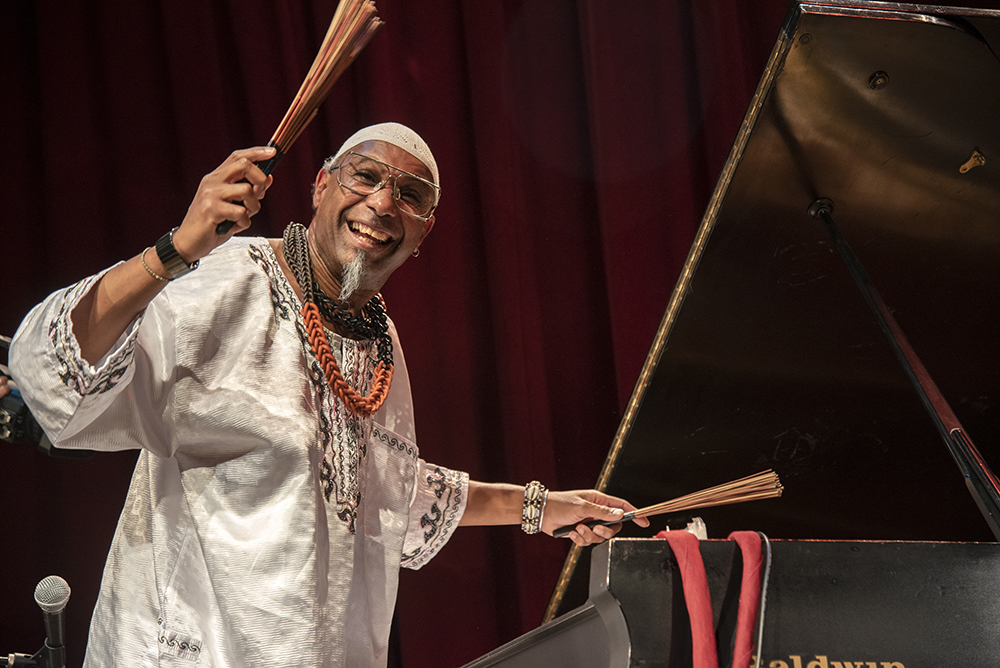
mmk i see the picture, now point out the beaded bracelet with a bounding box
[521,481,549,534]
[141,247,170,282]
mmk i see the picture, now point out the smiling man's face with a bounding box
[308,140,435,303]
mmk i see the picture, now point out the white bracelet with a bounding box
[521,481,548,534]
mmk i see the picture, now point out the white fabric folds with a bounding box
[11,237,467,667]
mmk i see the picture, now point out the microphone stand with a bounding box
[0,646,57,668]
[1,632,65,667]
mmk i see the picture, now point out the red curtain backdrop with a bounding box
[2,1,996,666]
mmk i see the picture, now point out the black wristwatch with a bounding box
[155,227,199,279]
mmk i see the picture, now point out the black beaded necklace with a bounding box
[282,222,393,369]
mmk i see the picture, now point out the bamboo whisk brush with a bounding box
[552,470,783,538]
[217,0,383,234]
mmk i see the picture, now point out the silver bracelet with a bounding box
[155,227,199,279]
[521,481,548,534]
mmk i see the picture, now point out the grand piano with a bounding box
[464,2,1000,666]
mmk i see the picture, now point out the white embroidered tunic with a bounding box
[10,238,468,668]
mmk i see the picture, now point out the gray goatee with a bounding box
[339,250,367,302]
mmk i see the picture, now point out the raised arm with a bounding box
[73,147,276,364]
[460,480,650,547]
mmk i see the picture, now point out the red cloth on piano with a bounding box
[660,530,718,668]
[655,530,763,668]
[730,531,764,668]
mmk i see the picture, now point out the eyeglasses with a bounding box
[334,152,440,221]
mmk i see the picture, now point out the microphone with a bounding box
[34,576,70,668]
[0,577,71,668]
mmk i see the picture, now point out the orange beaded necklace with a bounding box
[283,223,393,417]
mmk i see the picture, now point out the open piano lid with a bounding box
[549,0,1000,619]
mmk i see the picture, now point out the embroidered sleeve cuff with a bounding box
[11,266,144,442]
[51,271,143,398]
[400,462,469,570]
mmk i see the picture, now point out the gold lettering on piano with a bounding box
[762,654,904,668]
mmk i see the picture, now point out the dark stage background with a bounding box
[2,1,998,666]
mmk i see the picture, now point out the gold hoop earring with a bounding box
[412,247,420,258]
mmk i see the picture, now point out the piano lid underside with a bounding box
[602,6,1000,550]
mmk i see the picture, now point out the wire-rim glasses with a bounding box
[334,151,440,221]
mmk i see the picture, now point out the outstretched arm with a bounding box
[460,481,650,547]
[72,147,275,364]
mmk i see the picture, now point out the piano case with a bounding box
[464,538,1000,667]
[468,1,1000,666]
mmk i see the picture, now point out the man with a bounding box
[9,123,647,667]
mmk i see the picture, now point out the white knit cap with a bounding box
[332,122,439,187]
